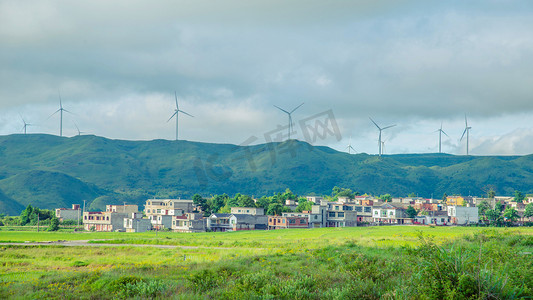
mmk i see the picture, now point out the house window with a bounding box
[157,209,161,214]
[335,206,340,210]
[374,211,378,215]
[147,209,150,213]
[356,207,362,212]
[314,215,318,219]
[289,219,296,224]
[389,211,394,216]
[364,207,372,213]
[282,219,285,223]
[329,212,335,218]
[338,212,344,218]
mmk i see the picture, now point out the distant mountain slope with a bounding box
[0,134,532,215]
[0,188,23,216]
[0,170,102,210]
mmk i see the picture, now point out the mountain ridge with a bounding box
[0,134,531,214]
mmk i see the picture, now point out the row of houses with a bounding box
[54,195,497,232]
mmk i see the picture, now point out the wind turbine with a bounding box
[460,114,472,155]
[369,117,396,156]
[20,116,31,134]
[167,91,193,141]
[49,92,72,137]
[435,122,449,153]
[345,136,356,154]
[381,137,389,155]
[273,102,304,140]
[73,123,85,136]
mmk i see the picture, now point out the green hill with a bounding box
[0,134,531,215]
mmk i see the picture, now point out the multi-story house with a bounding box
[325,202,357,227]
[230,207,264,215]
[124,213,152,232]
[372,203,410,224]
[172,213,206,233]
[55,204,81,222]
[145,199,194,217]
[268,216,308,230]
[447,206,479,225]
[207,213,268,232]
[144,199,195,229]
[83,205,139,231]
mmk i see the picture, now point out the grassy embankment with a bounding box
[0,226,532,299]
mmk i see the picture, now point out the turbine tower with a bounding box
[273,102,304,140]
[369,117,396,156]
[167,91,193,141]
[460,114,472,155]
[435,122,449,153]
[49,92,71,137]
[345,136,356,154]
[20,116,31,134]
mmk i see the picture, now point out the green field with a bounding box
[0,226,532,299]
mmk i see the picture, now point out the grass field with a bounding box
[0,226,532,299]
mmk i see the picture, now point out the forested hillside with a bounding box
[0,134,531,214]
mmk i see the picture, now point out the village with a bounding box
[54,194,533,233]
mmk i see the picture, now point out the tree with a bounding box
[192,194,207,212]
[408,193,417,198]
[237,194,256,207]
[48,217,59,231]
[524,203,533,219]
[503,207,520,224]
[295,199,313,212]
[442,193,448,201]
[20,204,33,226]
[332,186,355,199]
[267,203,284,216]
[379,194,392,202]
[485,209,502,226]
[514,190,525,203]
[405,206,418,218]
[477,200,491,216]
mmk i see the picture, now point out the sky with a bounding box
[1,0,533,155]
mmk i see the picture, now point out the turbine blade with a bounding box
[369,117,381,129]
[174,91,179,109]
[382,124,396,130]
[179,110,194,118]
[289,102,304,114]
[465,114,468,127]
[47,109,61,120]
[274,105,289,114]
[167,112,177,122]
[442,130,449,137]
[460,129,467,141]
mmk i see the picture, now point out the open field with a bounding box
[0,226,532,299]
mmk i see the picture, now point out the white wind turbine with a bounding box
[74,123,85,136]
[435,122,449,153]
[460,114,472,155]
[345,136,356,154]
[369,117,396,156]
[274,102,304,140]
[167,91,193,141]
[49,92,72,137]
[20,116,31,134]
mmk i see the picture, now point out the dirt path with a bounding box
[0,240,237,250]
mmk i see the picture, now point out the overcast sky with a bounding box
[1,0,533,155]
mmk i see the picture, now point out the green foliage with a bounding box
[192,194,207,212]
[503,207,520,224]
[409,234,527,299]
[477,200,491,216]
[295,199,313,212]
[525,203,533,219]
[48,217,59,231]
[379,194,392,202]
[405,205,418,218]
[514,190,525,203]
[332,186,355,199]
[236,194,255,208]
